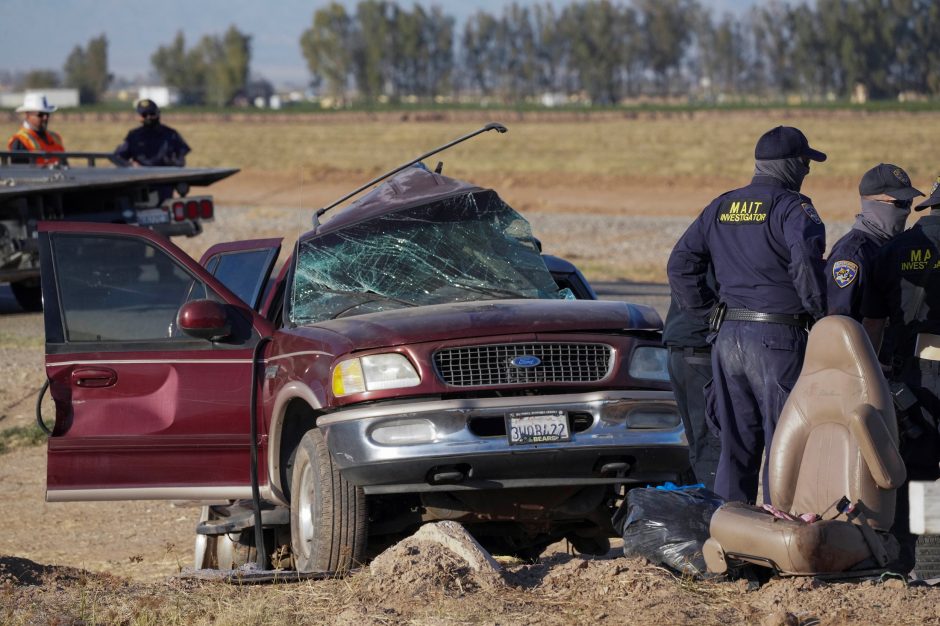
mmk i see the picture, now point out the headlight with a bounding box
[628,346,670,382]
[332,353,421,396]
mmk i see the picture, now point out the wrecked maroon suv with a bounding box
[38,166,685,572]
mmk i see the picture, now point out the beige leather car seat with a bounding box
[703,315,907,575]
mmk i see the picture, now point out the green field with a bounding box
[53,111,940,183]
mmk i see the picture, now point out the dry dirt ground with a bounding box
[0,170,937,624]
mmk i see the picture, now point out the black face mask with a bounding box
[754,157,810,192]
[142,116,159,127]
[854,199,910,241]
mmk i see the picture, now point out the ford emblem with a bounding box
[510,355,541,368]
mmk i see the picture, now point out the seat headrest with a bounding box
[801,316,879,378]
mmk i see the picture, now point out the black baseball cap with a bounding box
[136,99,159,116]
[915,176,940,210]
[754,126,827,162]
[858,163,923,201]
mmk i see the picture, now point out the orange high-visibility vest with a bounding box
[7,126,65,165]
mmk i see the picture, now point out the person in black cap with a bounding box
[114,99,190,167]
[826,164,923,320]
[862,176,940,574]
[667,125,828,504]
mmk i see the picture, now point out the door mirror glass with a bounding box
[177,299,231,341]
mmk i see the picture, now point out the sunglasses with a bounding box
[30,112,50,118]
[893,199,913,209]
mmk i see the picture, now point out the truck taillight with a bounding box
[199,199,213,219]
[165,196,214,222]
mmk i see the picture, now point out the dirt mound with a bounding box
[368,541,491,596]
[0,555,97,586]
[368,522,505,597]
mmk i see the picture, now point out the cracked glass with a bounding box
[291,191,571,324]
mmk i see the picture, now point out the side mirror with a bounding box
[177,299,231,341]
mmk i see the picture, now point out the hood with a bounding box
[300,299,662,351]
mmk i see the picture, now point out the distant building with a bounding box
[851,83,868,105]
[1,88,80,109]
[137,86,179,108]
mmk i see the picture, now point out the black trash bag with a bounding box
[612,484,724,577]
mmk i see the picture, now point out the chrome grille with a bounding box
[434,343,612,386]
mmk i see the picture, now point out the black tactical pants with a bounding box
[891,358,940,574]
[667,346,721,491]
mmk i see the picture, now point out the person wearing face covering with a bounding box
[826,164,922,320]
[862,176,940,574]
[667,125,828,504]
[114,99,190,167]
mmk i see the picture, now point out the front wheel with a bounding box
[290,429,367,573]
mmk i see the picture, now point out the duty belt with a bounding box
[724,308,812,329]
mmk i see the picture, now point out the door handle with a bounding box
[71,367,117,388]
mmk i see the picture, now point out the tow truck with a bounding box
[0,150,237,310]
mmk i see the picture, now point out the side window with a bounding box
[53,234,210,342]
[551,271,594,300]
[204,249,278,310]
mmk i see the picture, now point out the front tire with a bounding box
[290,429,366,573]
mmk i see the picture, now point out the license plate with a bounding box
[136,209,170,225]
[506,410,570,445]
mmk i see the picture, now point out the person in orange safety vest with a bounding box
[7,93,65,166]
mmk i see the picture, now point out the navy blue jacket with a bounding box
[863,214,940,360]
[825,228,882,321]
[115,123,190,167]
[663,269,717,349]
[668,175,827,318]
[663,297,710,349]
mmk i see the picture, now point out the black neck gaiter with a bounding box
[853,199,910,242]
[754,158,810,192]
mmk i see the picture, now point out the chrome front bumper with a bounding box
[317,390,686,494]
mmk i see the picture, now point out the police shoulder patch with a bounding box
[801,202,822,224]
[832,260,859,288]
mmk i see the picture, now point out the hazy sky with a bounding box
[1,0,755,88]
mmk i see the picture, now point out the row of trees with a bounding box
[17,35,112,104]
[13,0,940,107]
[301,0,940,105]
[14,28,254,106]
[301,3,455,104]
[151,28,252,106]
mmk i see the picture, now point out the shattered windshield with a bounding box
[290,191,569,323]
